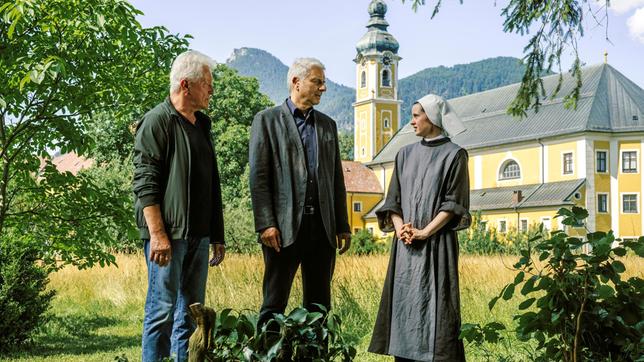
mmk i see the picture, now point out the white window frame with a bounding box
[479,220,488,231]
[353,201,362,213]
[519,218,529,233]
[368,227,374,234]
[562,151,574,175]
[620,193,639,214]
[498,219,507,233]
[497,157,523,182]
[620,149,639,174]
[541,217,552,231]
[596,192,609,214]
[360,70,366,88]
[595,149,609,174]
[498,159,521,180]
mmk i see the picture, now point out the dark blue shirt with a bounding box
[287,98,319,208]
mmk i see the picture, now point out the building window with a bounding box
[354,228,360,234]
[368,227,374,234]
[353,202,362,212]
[499,160,521,180]
[622,151,637,173]
[541,217,552,231]
[478,220,488,231]
[597,194,608,213]
[520,219,528,233]
[384,118,390,129]
[361,147,365,156]
[563,152,573,174]
[381,69,391,87]
[622,194,638,213]
[498,220,507,233]
[360,70,366,88]
[596,151,607,173]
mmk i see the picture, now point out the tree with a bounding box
[403,0,609,117]
[0,0,190,268]
[338,130,354,161]
[208,64,273,203]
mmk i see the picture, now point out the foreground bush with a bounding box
[462,207,644,361]
[0,240,55,352]
[190,305,356,361]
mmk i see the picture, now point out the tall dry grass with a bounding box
[1,253,641,361]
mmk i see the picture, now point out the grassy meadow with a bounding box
[1,253,642,361]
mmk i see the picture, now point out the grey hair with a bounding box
[287,57,325,92]
[169,50,216,93]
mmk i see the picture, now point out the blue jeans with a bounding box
[141,237,210,362]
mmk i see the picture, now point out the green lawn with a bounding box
[2,253,641,361]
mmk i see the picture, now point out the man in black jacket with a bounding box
[249,57,351,328]
[133,50,225,362]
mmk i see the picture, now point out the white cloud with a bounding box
[627,7,644,43]
[607,0,644,14]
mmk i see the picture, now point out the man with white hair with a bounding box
[249,57,351,328]
[133,50,225,361]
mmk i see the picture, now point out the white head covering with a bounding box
[416,94,466,137]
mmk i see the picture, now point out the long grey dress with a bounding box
[368,137,471,362]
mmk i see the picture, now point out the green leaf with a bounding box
[518,297,536,310]
[539,251,550,261]
[612,260,626,273]
[597,284,614,299]
[502,283,515,301]
[514,271,525,284]
[0,96,5,109]
[521,276,536,295]
[288,308,308,324]
[488,296,499,310]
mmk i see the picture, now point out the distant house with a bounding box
[40,152,93,175]
[341,161,383,235]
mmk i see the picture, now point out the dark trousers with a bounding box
[257,211,336,328]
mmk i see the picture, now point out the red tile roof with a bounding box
[342,161,383,194]
[49,152,94,175]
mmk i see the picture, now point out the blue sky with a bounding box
[132,0,644,88]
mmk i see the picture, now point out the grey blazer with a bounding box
[249,101,350,248]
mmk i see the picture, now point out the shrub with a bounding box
[461,206,644,361]
[348,229,388,256]
[0,239,56,352]
[197,306,356,361]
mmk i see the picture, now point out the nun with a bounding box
[368,94,471,362]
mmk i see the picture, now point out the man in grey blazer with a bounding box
[249,57,351,327]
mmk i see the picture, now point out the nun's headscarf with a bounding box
[416,94,466,137]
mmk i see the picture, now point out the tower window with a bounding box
[381,69,391,87]
[360,70,366,88]
[384,118,390,129]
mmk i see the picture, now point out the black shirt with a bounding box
[180,116,214,237]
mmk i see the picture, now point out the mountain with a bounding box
[226,48,354,131]
[226,48,527,131]
[398,57,527,121]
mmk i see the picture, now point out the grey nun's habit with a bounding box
[368,95,471,361]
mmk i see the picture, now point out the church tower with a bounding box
[353,0,402,163]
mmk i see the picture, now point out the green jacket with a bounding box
[132,98,225,244]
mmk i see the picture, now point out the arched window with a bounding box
[360,70,366,88]
[499,160,521,180]
[381,69,391,87]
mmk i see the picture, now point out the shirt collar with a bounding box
[286,97,313,119]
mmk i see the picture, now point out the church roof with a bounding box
[470,179,585,211]
[369,64,644,165]
[342,160,383,193]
